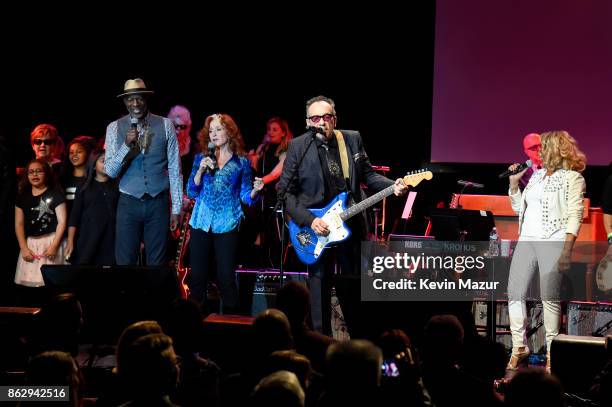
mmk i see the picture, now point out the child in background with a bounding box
[66,150,118,265]
[14,159,67,290]
[63,136,96,210]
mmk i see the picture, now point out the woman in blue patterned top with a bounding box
[187,113,264,314]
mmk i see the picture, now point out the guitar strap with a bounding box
[334,130,350,185]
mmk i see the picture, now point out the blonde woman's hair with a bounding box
[541,131,587,173]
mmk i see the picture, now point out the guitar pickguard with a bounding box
[312,200,349,258]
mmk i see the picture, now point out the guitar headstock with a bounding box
[402,169,433,187]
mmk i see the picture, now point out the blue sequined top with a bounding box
[187,153,258,233]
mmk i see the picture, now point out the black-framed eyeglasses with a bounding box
[308,114,335,124]
[32,139,57,146]
[174,124,188,130]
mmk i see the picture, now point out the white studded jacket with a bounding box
[509,169,586,238]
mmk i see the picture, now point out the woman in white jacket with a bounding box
[506,131,586,372]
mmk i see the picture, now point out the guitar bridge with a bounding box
[296,231,312,247]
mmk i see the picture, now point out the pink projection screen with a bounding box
[431,0,612,165]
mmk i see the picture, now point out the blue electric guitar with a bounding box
[288,170,433,265]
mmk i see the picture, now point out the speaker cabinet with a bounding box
[202,313,254,372]
[567,301,612,337]
[550,334,609,396]
[41,265,181,343]
[236,268,308,316]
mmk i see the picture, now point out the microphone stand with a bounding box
[273,131,318,288]
[456,183,469,210]
[261,147,265,212]
[455,183,471,242]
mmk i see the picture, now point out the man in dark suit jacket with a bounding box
[278,95,407,337]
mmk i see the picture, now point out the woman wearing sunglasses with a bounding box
[30,123,65,179]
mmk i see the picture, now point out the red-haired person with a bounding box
[29,124,65,179]
[187,113,264,314]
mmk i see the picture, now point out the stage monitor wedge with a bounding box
[41,265,181,344]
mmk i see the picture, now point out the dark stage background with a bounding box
[0,2,609,269]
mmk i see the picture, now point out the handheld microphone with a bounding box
[498,160,532,178]
[457,180,484,189]
[205,141,217,174]
[129,117,139,147]
[207,141,216,156]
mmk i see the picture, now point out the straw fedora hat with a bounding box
[117,78,154,98]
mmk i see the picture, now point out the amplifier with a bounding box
[567,301,612,337]
[473,301,546,353]
[235,269,308,316]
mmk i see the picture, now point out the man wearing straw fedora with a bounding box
[104,78,182,265]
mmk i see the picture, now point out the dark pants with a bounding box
[115,191,170,266]
[308,238,364,337]
[189,227,240,314]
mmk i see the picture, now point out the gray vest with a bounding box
[115,114,169,198]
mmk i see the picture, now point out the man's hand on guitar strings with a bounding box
[311,217,330,236]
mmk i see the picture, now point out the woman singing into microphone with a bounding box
[187,113,263,314]
[506,131,586,372]
[246,117,293,266]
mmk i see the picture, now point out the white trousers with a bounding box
[507,231,565,351]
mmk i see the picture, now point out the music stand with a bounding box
[428,208,495,241]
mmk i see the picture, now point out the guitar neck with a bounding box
[175,202,194,270]
[340,184,395,221]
